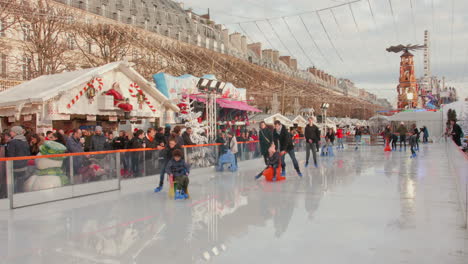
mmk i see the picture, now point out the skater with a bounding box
[273,120,302,177]
[321,137,334,156]
[397,122,407,151]
[154,138,182,193]
[255,144,281,181]
[304,117,320,168]
[391,132,398,151]
[328,128,335,145]
[336,126,344,149]
[226,132,238,166]
[412,124,420,151]
[409,131,417,158]
[259,121,273,165]
[165,149,190,200]
[354,126,362,150]
[422,126,429,143]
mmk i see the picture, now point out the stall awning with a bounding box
[189,95,261,112]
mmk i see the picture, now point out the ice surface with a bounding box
[0,144,467,264]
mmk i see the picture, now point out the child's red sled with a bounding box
[263,153,285,182]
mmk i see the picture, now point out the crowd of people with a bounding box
[2,118,461,197]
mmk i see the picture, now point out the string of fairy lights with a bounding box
[2,0,466,97]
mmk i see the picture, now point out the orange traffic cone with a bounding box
[384,139,392,152]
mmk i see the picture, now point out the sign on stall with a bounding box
[23,115,32,121]
[8,117,15,123]
[87,115,97,121]
[109,116,118,122]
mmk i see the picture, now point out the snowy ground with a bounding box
[0,144,467,264]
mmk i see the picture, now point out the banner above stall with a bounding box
[153,73,247,104]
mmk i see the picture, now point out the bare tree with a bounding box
[0,0,20,53]
[72,23,137,67]
[17,0,72,78]
[130,36,184,80]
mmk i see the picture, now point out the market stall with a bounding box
[369,115,390,134]
[388,110,444,142]
[0,61,179,133]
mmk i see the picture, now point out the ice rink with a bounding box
[1,144,467,264]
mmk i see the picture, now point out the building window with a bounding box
[0,54,7,78]
[22,24,31,41]
[0,20,4,37]
[67,34,75,50]
[22,57,32,80]
[132,15,136,25]
[87,41,92,53]
[101,4,106,16]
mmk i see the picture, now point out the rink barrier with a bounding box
[0,139,307,209]
[446,140,468,228]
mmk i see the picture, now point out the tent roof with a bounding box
[0,61,179,112]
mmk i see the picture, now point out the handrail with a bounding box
[0,138,306,161]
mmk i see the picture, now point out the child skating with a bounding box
[321,137,334,156]
[165,149,191,200]
[255,144,284,182]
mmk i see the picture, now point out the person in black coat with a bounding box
[144,128,159,175]
[259,121,273,165]
[304,117,320,167]
[6,126,31,193]
[155,127,166,147]
[182,127,195,145]
[112,131,128,150]
[273,121,302,177]
[450,120,463,146]
[129,129,145,177]
[154,137,182,192]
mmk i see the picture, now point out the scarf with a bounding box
[14,135,27,142]
[147,135,154,142]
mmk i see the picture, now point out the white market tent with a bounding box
[292,115,308,127]
[388,111,444,142]
[264,113,294,127]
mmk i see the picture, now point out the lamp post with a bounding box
[320,102,330,133]
[196,78,226,142]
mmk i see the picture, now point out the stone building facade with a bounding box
[0,0,391,113]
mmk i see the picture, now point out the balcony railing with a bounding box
[0,79,23,92]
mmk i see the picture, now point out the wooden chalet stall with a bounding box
[0,61,179,133]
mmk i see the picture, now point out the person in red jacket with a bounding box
[336,127,344,149]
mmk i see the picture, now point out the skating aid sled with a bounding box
[167,175,190,200]
[262,153,285,182]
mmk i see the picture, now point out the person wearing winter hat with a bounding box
[6,126,31,193]
[90,126,107,152]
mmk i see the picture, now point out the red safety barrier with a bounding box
[0,138,306,162]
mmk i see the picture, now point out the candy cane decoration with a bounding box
[66,78,103,109]
[128,83,156,112]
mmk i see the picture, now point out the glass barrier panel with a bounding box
[185,145,218,169]
[0,160,6,199]
[72,152,117,185]
[239,141,261,161]
[143,149,164,177]
[10,155,71,194]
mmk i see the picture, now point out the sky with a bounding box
[178,0,468,106]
